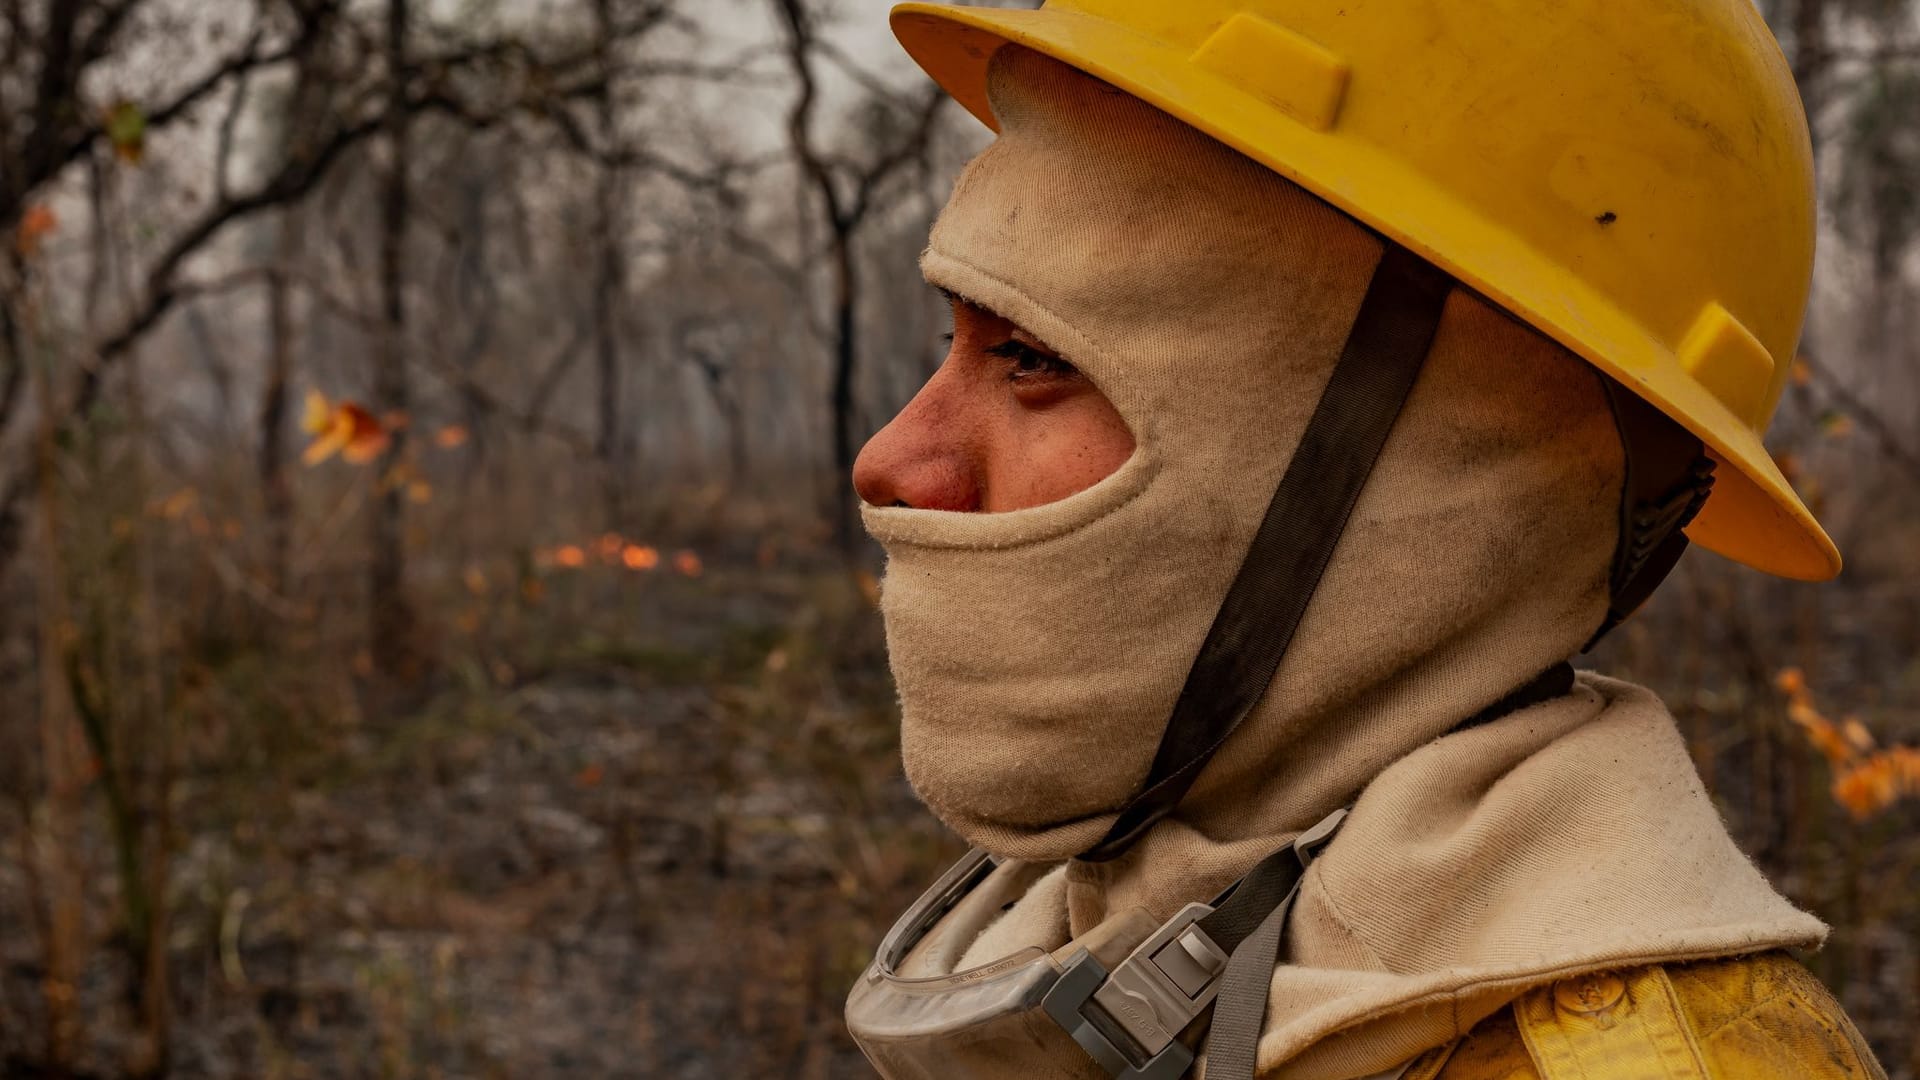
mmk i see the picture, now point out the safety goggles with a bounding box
[847,809,1348,1080]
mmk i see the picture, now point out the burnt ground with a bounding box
[1,566,961,1079]
[2,558,1915,1078]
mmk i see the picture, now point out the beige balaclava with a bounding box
[862,47,1822,1079]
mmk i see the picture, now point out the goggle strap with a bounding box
[1201,807,1347,1080]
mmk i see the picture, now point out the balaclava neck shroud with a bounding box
[861,46,1822,1079]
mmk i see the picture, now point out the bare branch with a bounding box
[76,0,139,65]
[773,0,846,227]
[0,291,23,453]
[213,27,267,204]
[415,334,595,455]
[630,45,787,85]
[90,110,386,369]
[530,89,742,194]
[1828,44,1920,64]
[48,36,303,193]
[19,0,85,189]
[1799,354,1920,486]
[847,86,944,223]
[816,39,923,109]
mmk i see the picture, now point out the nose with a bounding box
[853,370,982,513]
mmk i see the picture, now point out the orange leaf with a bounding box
[554,545,587,569]
[434,425,470,449]
[303,396,390,466]
[301,390,334,434]
[340,405,391,464]
[1833,758,1899,821]
[15,204,57,258]
[622,544,659,571]
[673,550,703,577]
[302,429,348,466]
[1842,718,1876,753]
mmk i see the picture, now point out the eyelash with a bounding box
[985,339,1075,380]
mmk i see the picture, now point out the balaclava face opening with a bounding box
[862,46,1622,901]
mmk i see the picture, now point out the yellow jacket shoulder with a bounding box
[1404,952,1885,1080]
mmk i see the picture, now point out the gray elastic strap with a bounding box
[1203,808,1346,1080]
[1202,885,1295,1080]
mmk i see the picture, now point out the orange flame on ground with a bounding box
[539,536,699,578]
[1777,667,1920,821]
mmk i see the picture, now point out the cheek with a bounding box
[984,395,1137,513]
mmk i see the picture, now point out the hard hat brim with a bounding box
[891,2,1841,581]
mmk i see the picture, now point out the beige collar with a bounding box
[914,677,1822,1079]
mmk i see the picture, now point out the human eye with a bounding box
[984,339,1079,383]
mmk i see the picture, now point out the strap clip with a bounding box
[1293,806,1347,862]
[1044,807,1351,1079]
[1043,903,1225,1080]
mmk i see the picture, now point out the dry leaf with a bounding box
[15,204,56,258]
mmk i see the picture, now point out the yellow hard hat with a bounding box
[891,0,1840,581]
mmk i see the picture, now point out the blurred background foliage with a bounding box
[0,0,1915,1077]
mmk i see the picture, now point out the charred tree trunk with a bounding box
[827,228,858,550]
[261,211,297,597]
[593,0,627,528]
[1790,0,1830,134]
[16,257,87,1073]
[370,0,416,679]
[261,31,326,601]
[772,0,943,553]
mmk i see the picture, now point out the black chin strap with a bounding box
[1586,378,1717,649]
[1077,243,1454,864]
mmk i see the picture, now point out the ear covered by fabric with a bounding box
[861,47,1624,875]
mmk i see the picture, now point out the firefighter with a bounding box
[842,3,1886,1078]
